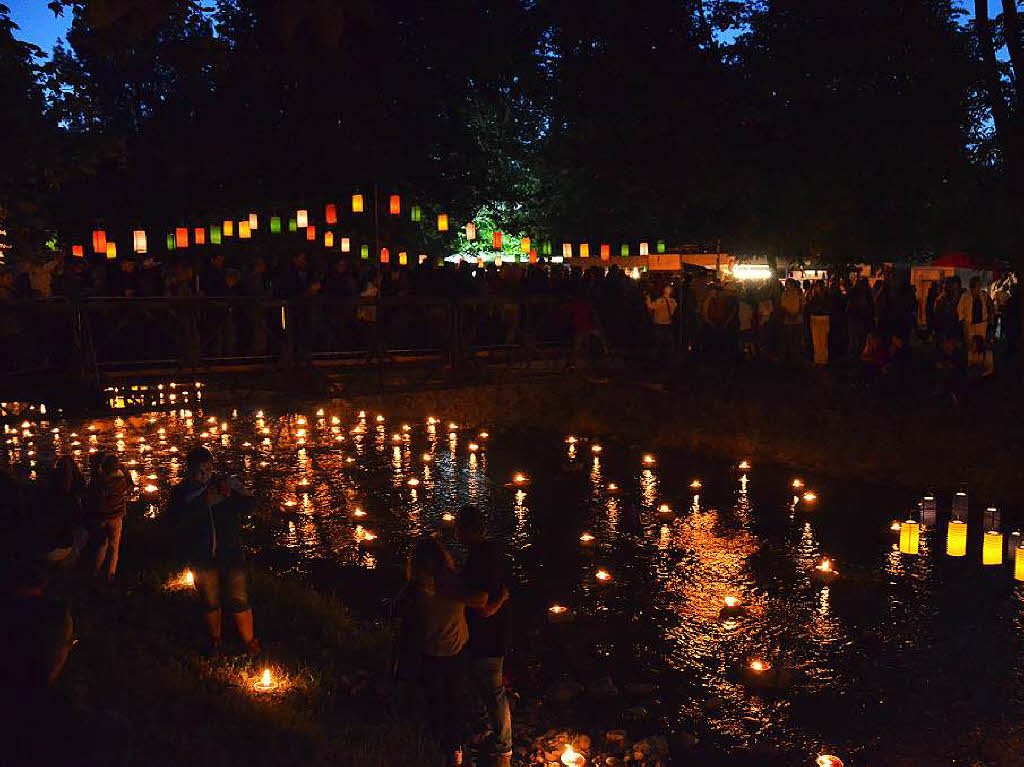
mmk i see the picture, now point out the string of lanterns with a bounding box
[70,193,671,264]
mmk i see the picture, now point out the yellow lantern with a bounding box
[176,227,189,248]
[580,243,590,258]
[640,241,650,256]
[341,237,351,253]
[105,242,117,260]
[223,220,234,237]
[248,212,258,230]
[562,242,572,258]
[946,521,967,557]
[899,521,919,555]
[521,237,530,253]
[399,251,408,265]
[982,530,1003,565]
[324,231,334,247]
[239,221,251,239]
[132,230,147,254]
[296,209,308,228]
[438,214,449,232]
[1015,545,1024,581]
[466,222,476,240]
[352,194,364,213]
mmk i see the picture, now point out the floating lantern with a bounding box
[984,506,1000,531]
[223,220,234,237]
[341,237,351,252]
[493,231,502,250]
[595,569,612,582]
[306,225,316,242]
[547,604,574,624]
[105,242,117,259]
[1007,531,1021,560]
[952,490,968,521]
[379,247,389,263]
[388,194,400,215]
[606,482,618,493]
[351,195,363,213]
[512,472,529,485]
[92,229,107,254]
[720,595,746,620]
[1015,546,1024,581]
[352,507,366,518]
[560,744,585,767]
[296,209,308,228]
[749,659,769,673]
[983,530,1003,565]
[143,483,158,494]
[442,512,455,523]
[579,532,595,545]
[175,227,189,248]
[580,243,590,258]
[271,216,282,233]
[288,218,297,232]
[133,230,147,253]
[642,454,656,465]
[591,444,602,454]
[920,495,937,526]
[792,479,804,489]
[691,479,702,489]
[657,503,673,516]
[437,214,449,232]
[802,491,816,503]
[562,242,572,258]
[816,757,844,767]
[738,460,751,470]
[248,212,258,230]
[324,232,334,248]
[411,205,421,222]
[656,239,666,253]
[72,245,84,258]
[601,244,610,260]
[239,221,252,239]
[946,521,967,556]
[813,557,839,584]
[468,442,479,452]
[890,521,902,531]
[194,227,205,245]
[407,477,420,487]
[325,204,338,224]
[422,453,433,462]
[361,244,369,259]
[899,521,920,555]
[253,667,278,693]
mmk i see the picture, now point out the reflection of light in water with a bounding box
[691,493,700,513]
[567,443,576,460]
[512,488,530,581]
[640,468,657,509]
[739,474,748,495]
[606,497,620,540]
[658,523,671,550]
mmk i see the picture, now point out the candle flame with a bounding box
[658,503,672,514]
[184,569,194,587]
[591,444,602,453]
[750,659,769,672]
[803,492,817,502]
[690,479,702,489]
[595,569,611,581]
[513,472,527,484]
[739,460,751,469]
[792,479,804,488]
[442,512,455,522]
[891,521,901,531]
[642,454,655,464]
[548,604,567,614]
[818,558,832,572]
[579,532,595,543]
[724,596,740,608]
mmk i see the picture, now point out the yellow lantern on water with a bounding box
[982,530,1003,565]
[223,219,234,237]
[946,521,967,557]
[351,194,363,213]
[132,230,147,254]
[437,214,449,232]
[296,209,308,229]
[899,521,919,555]
[105,242,117,260]
[1015,545,1024,581]
[248,212,258,230]
[521,237,530,254]
[239,221,251,239]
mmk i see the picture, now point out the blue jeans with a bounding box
[470,656,512,756]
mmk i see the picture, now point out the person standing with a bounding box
[779,278,805,364]
[644,282,677,361]
[168,446,260,656]
[87,453,134,581]
[957,276,993,345]
[456,506,513,767]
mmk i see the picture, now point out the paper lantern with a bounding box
[620,244,630,256]
[1015,546,1024,581]
[946,521,967,556]
[389,195,400,215]
[493,231,502,250]
[239,221,251,239]
[71,245,84,258]
[521,237,530,253]
[920,495,937,526]
[105,242,117,259]
[133,230,147,254]
[296,209,308,228]
[92,230,107,254]
[983,531,1003,565]
[325,204,338,224]
[899,521,919,555]
[640,241,650,256]
[438,214,449,232]
[380,247,390,264]
[194,227,205,245]
[223,220,234,237]
[984,506,1000,531]
[562,242,572,258]
[324,231,334,248]
[288,218,297,233]
[176,228,189,248]
[341,237,351,253]
[270,216,282,234]
[418,254,427,265]
[360,244,369,259]
[580,243,590,258]
[166,233,176,251]
[529,249,537,264]
[466,222,476,240]
[210,225,222,245]
[601,244,610,260]
[656,239,666,253]
[398,251,408,265]
[306,225,316,241]
[352,194,364,213]
[1007,531,1021,560]
[952,491,968,521]
[411,205,421,222]
[248,213,258,230]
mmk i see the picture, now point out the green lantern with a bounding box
[656,239,666,253]
[542,241,552,256]
[270,216,282,234]
[210,224,222,245]
[288,218,298,233]
[620,244,630,256]
[360,244,369,259]
[167,233,176,251]
[411,205,422,222]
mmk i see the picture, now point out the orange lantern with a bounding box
[466,222,476,240]
[71,245,84,258]
[132,230,147,254]
[562,242,572,258]
[492,231,502,250]
[223,220,234,237]
[389,195,400,215]
[92,229,107,254]
[438,214,449,232]
[175,228,189,248]
[601,244,610,260]
[296,209,308,228]
[193,227,205,245]
[325,203,338,224]
[380,247,390,264]
[238,221,251,239]
[580,243,590,258]
[520,237,531,253]
[306,225,316,241]
[352,194,364,213]
[324,231,334,247]
[105,242,117,259]
[529,249,538,264]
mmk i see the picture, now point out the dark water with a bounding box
[6,387,1024,764]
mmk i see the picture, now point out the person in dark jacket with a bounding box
[88,453,133,580]
[167,446,260,656]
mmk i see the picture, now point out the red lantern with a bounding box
[175,228,189,248]
[92,230,107,254]
[380,247,390,264]
[194,227,205,245]
[601,244,610,260]
[492,231,502,250]
[325,203,338,224]
[72,245,84,258]
[306,225,316,241]
[389,195,400,215]
[529,249,538,264]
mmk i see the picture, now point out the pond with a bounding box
[6,386,1024,764]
